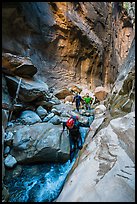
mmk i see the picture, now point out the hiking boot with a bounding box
[79,145,83,150]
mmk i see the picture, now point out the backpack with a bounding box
[75,95,81,101]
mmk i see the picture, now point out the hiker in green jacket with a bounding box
[83,93,94,110]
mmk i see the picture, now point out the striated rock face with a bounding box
[110,112,135,163]
[2,2,135,90]
[108,38,135,118]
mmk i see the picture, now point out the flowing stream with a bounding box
[4,117,93,202]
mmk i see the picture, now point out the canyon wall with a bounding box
[2,2,134,90]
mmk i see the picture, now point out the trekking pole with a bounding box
[14,77,22,103]
[8,77,22,122]
[59,130,64,147]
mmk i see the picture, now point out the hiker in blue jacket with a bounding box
[72,92,83,112]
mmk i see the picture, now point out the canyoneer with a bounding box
[83,93,94,111]
[72,92,83,112]
[62,115,90,162]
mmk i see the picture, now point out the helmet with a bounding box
[66,118,74,129]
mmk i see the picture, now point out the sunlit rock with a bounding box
[94,86,109,101]
[54,88,73,99]
[64,95,74,103]
[51,108,61,116]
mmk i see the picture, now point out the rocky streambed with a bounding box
[4,125,90,202]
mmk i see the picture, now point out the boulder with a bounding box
[95,104,106,117]
[54,88,72,99]
[51,108,61,116]
[35,101,55,109]
[4,154,17,168]
[2,52,37,78]
[48,115,62,125]
[53,103,74,114]
[9,123,70,163]
[68,85,82,94]
[4,146,11,155]
[94,86,108,101]
[4,131,14,146]
[20,110,42,125]
[43,112,54,122]
[5,75,50,103]
[36,106,48,119]
[64,95,74,103]
[49,97,61,105]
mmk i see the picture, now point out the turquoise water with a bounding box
[5,161,74,202]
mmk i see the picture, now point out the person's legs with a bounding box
[69,135,75,162]
[85,103,89,110]
[87,103,91,110]
[77,134,83,150]
[76,101,80,112]
[84,103,87,111]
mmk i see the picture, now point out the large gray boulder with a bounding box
[20,110,42,125]
[5,75,50,103]
[9,123,70,163]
